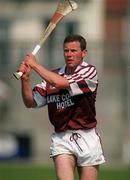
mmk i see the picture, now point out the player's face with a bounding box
[64,41,87,72]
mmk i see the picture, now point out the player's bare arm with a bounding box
[23,53,70,89]
[18,62,36,108]
[21,79,37,108]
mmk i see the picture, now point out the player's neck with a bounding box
[65,67,76,75]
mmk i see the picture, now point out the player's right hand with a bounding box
[18,61,32,81]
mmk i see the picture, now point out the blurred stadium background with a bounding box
[0,0,130,176]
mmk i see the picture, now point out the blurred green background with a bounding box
[0,165,130,180]
[0,0,130,179]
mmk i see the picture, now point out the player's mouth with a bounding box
[67,61,74,66]
[66,58,74,62]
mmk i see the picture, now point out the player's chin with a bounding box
[67,65,74,70]
[66,62,75,67]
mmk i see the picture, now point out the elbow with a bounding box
[25,104,32,108]
[24,103,33,108]
[24,101,35,108]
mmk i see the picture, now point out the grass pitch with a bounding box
[0,164,130,180]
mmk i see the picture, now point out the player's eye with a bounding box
[64,49,77,53]
[71,49,77,52]
[64,49,69,53]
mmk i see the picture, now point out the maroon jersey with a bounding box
[33,61,98,132]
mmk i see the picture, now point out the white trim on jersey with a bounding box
[69,82,83,96]
[85,79,97,92]
[33,79,47,107]
[33,91,47,107]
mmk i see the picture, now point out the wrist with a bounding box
[32,62,38,70]
[21,75,30,82]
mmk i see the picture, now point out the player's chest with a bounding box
[46,89,75,110]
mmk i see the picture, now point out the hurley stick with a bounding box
[13,0,78,80]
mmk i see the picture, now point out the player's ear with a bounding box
[82,49,87,58]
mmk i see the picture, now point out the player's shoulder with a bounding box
[81,61,96,69]
[77,61,97,74]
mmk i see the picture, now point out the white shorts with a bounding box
[50,128,106,167]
